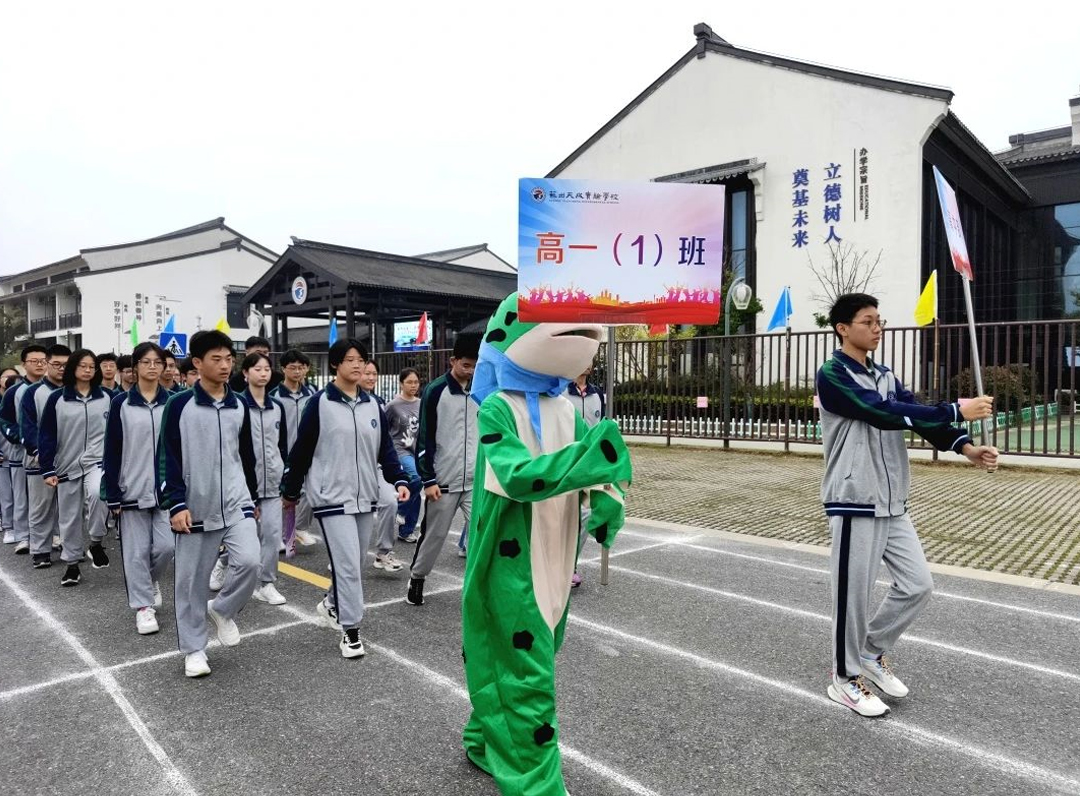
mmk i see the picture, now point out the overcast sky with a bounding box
[2,1,1078,275]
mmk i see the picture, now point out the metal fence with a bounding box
[285,318,1080,459]
[601,319,1080,458]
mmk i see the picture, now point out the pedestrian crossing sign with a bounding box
[159,332,187,357]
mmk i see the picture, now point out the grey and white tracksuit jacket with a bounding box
[102,386,174,610]
[271,382,317,531]
[0,378,30,541]
[240,390,288,583]
[411,371,478,578]
[281,382,407,630]
[816,350,972,679]
[38,386,111,563]
[157,382,260,654]
[566,381,606,429]
[21,379,62,555]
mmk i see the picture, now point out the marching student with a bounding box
[384,368,423,543]
[816,293,998,717]
[21,344,70,568]
[102,342,174,634]
[157,330,261,678]
[271,349,319,555]
[117,355,135,392]
[0,370,19,546]
[239,352,289,605]
[566,364,606,587]
[406,334,480,606]
[39,349,111,587]
[178,358,199,389]
[97,352,120,394]
[229,336,281,393]
[160,352,182,393]
[1,346,47,554]
[281,338,409,658]
[361,360,404,573]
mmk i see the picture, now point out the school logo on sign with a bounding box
[292,277,308,305]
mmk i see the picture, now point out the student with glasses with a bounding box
[103,343,174,633]
[21,344,70,568]
[38,349,111,587]
[0,345,48,554]
[271,350,319,554]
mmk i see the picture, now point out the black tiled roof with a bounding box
[290,239,516,300]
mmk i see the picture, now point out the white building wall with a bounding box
[555,52,948,333]
[75,246,273,354]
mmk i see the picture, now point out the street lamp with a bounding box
[723,277,753,447]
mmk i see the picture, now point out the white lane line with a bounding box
[590,562,1080,685]
[0,564,200,796]
[618,529,1080,624]
[0,619,309,702]
[273,603,663,796]
[568,615,1080,795]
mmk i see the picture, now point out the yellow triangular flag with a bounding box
[214,316,232,335]
[914,271,937,326]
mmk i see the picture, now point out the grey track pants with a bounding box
[319,512,374,631]
[10,465,28,543]
[374,472,399,555]
[119,509,174,609]
[57,470,108,565]
[257,497,282,583]
[27,465,58,556]
[409,489,471,579]
[0,465,13,534]
[830,513,933,680]
[173,519,259,654]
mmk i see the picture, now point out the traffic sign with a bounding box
[160,332,188,357]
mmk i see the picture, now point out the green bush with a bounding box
[951,365,1037,412]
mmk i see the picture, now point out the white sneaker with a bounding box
[827,675,890,717]
[208,559,227,591]
[374,552,404,572]
[339,628,366,658]
[457,547,467,558]
[861,655,909,698]
[252,583,287,605]
[316,598,341,631]
[52,535,62,551]
[2,531,14,544]
[207,601,241,646]
[136,607,159,635]
[14,540,29,554]
[402,530,420,543]
[184,650,211,678]
[153,581,163,608]
[295,530,320,546]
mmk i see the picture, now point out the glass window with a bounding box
[730,190,748,280]
[1055,202,1080,231]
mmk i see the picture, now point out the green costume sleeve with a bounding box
[479,397,631,503]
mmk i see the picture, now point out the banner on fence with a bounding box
[517,178,725,324]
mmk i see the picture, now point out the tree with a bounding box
[807,243,882,328]
[0,304,28,364]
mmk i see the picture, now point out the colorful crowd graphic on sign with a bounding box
[517,179,726,324]
[932,165,974,281]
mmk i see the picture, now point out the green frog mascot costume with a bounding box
[462,293,633,796]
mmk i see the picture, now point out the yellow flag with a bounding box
[214,316,232,335]
[914,272,937,326]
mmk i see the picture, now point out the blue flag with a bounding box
[767,286,793,332]
[162,315,176,334]
[328,320,338,346]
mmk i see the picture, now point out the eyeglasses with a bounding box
[852,319,887,330]
[24,358,47,365]
[48,361,66,367]
[137,359,164,368]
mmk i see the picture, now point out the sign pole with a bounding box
[961,276,996,472]
[601,325,615,586]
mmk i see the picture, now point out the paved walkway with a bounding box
[624,444,1080,585]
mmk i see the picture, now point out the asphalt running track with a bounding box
[1,519,1078,796]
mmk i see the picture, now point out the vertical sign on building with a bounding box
[791,167,810,248]
[857,148,870,221]
[823,162,843,245]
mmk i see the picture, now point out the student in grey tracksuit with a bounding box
[407,336,480,605]
[239,353,289,598]
[271,350,318,553]
[21,345,70,562]
[158,330,260,676]
[2,348,48,555]
[103,342,174,631]
[39,350,111,583]
[816,293,997,716]
[361,360,405,573]
[281,338,408,658]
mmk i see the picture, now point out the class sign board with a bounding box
[518,178,725,324]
